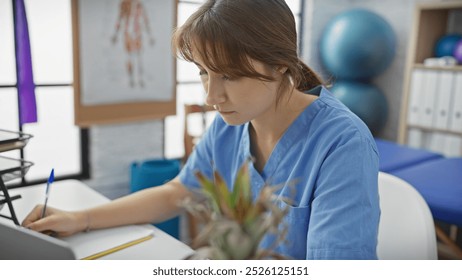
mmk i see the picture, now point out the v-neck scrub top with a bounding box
[179,86,380,260]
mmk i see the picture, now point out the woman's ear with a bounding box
[276,66,288,74]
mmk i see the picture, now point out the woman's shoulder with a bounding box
[306,87,377,151]
[318,88,372,132]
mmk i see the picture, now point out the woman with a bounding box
[23,0,380,260]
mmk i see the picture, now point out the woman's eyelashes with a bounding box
[198,69,231,81]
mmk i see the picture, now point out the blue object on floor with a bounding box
[391,158,462,226]
[375,138,443,173]
[131,159,181,239]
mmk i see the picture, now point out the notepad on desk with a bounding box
[60,224,154,260]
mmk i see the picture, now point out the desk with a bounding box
[0,179,193,259]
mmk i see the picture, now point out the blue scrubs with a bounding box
[179,86,380,260]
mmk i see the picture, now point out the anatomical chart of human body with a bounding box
[77,0,175,106]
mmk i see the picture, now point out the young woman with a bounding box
[23,0,380,260]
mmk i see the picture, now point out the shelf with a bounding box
[417,1,462,10]
[413,64,462,72]
[399,2,462,149]
[0,155,33,183]
[0,129,33,152]
[406,125,462,137]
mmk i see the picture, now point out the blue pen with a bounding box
[41,168,54,219]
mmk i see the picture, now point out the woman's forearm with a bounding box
[81,178,190,231]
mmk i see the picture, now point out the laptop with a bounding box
[0,222,76,260]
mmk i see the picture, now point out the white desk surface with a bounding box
[1,179,193,260]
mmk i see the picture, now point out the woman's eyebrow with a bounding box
[193,61,203,68]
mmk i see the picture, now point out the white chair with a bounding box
[377,172,438,260]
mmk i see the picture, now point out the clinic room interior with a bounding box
[1,0,461,260]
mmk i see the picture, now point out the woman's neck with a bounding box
[249,89,318,172]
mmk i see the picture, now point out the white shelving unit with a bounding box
[399,2,462,157]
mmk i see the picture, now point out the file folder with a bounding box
[407,69,425,126]
[407,128,423,149]
[433,71,454,130]
[449,72,462,133]
[421,69,439,127]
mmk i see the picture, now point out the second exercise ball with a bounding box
[454,39,462,63]
[330,80,388,134]
[320,8,396,80]
[434,34,462,58]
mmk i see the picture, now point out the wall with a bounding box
[302,0,447,141]
[83,120,164,199]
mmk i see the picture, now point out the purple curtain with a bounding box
[14,0,37,125]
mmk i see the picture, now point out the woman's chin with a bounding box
[220,113,246,126]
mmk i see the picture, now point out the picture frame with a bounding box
[71,0,177,126]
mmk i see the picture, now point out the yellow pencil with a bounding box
[81,234,154,260]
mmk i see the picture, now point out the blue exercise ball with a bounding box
[434,34,462,57]
[330,80,388,134]
[320,9,396,80]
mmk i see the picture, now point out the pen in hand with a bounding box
[41,168,54,219]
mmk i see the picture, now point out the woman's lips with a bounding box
[219,111,234,115]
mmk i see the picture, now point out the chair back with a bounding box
[183,104,216,162]
[377,172,438,259]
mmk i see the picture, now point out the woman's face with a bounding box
[193,52,282,126]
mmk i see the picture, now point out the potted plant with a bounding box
[183,162,290,260]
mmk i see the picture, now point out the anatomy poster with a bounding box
[77,0,175,105]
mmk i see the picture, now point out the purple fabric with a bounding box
[14,0,37,124]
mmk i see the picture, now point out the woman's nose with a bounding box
[204,77,226,106]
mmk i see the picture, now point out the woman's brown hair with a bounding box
[172,0,323,103]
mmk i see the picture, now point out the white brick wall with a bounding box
[84,120,165,199]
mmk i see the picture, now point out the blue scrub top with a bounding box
[179,86,380,260]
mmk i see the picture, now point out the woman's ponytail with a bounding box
[296,59,323,92]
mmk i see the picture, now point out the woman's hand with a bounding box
[21,205,88,237]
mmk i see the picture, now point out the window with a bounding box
[164,0,304,159]
[0,0,87,187]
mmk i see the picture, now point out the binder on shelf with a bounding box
[407,69,425,126]
[420,69,439,127]
[433,71,455,130]
[449,72,462,133]
[444,135,462,157]
[407,128,424,149]
[426,132,446,155]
